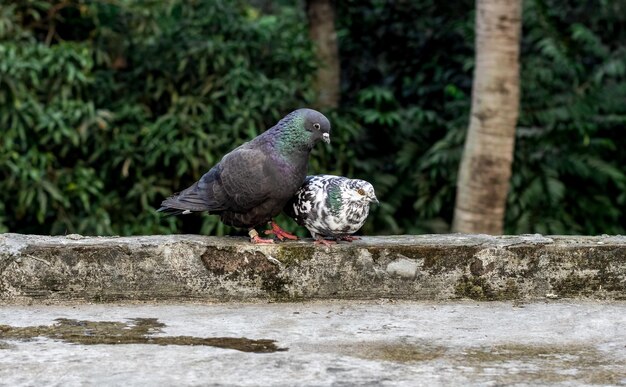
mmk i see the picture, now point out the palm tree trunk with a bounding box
[452,0,522,234]
[306,0,340,109]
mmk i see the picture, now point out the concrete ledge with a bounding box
[1,233,625,303]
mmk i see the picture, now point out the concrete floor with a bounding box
[1,300,625,386]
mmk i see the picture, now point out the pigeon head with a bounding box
[277,108,331,152]
[301,108,331,145]
[344,179,379,205]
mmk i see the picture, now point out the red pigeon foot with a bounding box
[264,221,298,241]
[249,229,274,244]
[314,238,336,247]
[339,236,361,242]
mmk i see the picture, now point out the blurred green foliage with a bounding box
[336,0,626,235]
[510,0,626,234]
[1,0,315,235]
[1,0,625,236]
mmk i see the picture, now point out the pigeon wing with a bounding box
[218,146,274,211]
[284,175,317,225]
[159,145,274,215]
[158,165,227,213]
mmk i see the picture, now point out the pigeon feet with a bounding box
[314,238,336,247]
[264,221,298,241]
[339,236,361,242]
[249,229,274,244]
[313,236,359,246]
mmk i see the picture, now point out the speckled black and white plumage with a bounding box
[285,175,378,242]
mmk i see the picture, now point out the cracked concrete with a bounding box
[1,233,625,303]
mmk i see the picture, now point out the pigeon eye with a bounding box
[357,188,366,195]
[313,123,321,130]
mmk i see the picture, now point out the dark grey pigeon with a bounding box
[158,109,331,243]
[285,175,378,246]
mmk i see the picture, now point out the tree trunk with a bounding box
[452,0,522,234]
[306,0,340,109]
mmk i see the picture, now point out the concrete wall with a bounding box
[1,233,624,303]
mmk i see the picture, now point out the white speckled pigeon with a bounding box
[158,109,331,244]
[285,175,378,246]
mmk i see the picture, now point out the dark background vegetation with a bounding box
[1,0,625,236]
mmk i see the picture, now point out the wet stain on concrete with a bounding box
[0,341,15,350]
[331,341,625,385]
[461,344,626,385]
[360,342,446,362]
[335,341,446,363]
[0,318,286,353]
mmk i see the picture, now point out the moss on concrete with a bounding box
[201,246,292,296]
[275,244,317,265]
[455,276,520,301]
[1,233,625,303]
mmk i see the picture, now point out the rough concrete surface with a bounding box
[0,300,625,386]
[1,233,625,303]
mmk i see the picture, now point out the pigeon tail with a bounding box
[157,207,191,217]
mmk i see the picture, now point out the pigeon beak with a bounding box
[322,133,330,144]
[369,195,379,205]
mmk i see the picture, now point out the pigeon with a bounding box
[158,108,331,244]
[285,175,378,245]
